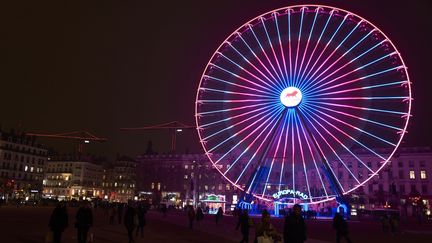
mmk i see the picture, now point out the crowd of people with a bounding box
[45,200,410,243]
[47,201,148,243]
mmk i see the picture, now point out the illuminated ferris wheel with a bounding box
[195,5,411,204]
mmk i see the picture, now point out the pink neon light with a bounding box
[195,4,412,204]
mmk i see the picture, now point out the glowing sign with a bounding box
[280,87,302,107]
[272,189,308,200]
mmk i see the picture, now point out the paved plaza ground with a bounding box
[1,206,431,243]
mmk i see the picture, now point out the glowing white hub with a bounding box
[280,87,302,107]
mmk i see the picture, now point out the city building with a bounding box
[43,155,104,200]
[136,147,432,217]
[136,153,240,211]
[102,156,137,202]
[0,129,47,201]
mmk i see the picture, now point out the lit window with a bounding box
[157,183,161,191]
[184,175,188,179]
[151,182,154,189]
[421,170,427,179]
[218,184,223,190]
[226,184,230,190]
[409,171,415,179]
[205,185,208,190]
[267,185,271,189]
[24,166,28,171]
[184,165,188,169]
[115,182,117,187]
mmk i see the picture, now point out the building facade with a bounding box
[43,156,104,200]
[102,156,137,202]
[136,153,241,210]
[136,148,432,216]
[0,130,47,201]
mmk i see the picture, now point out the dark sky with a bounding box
[1,0,431,158]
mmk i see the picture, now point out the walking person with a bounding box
[333,212,352,243]
[187,205,196,229]
[118,203,125,224]
[255,210,280,243]
[108,204,117,225]
[284,204,307,243]
[380,215,390,233]
[236,209,252,243]
[48,201,68,243]
[135,204,147,238]
[215,207,223,224]
[124,204,138,243]
[389,213,399,236]
[196,207,204,225]
[75,201,93,243]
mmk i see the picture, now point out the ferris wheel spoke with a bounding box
[218,107,285,169]
[248,25,286,89]
[308,96,409,101]
[200,87,275,99]
[306,102,403,132]
[209,63,278,94]
[307,101,408,117]
[207,106,283,153]
[197,101,274,116]
[308,64,404,95]
[301,109,360,186]
[301,104,378,172]
[302,19,363,87]
[310,80,408,98]
[260,108,289,197]
[296,108,345,193]
[301,28,376,91]
[216,52,281,92]
[198,98,274,103]
[303,103,397,147]
[279,110,292,191]
[202,104,280,142]
[219,45,281,92]
[287,9,294,85]
[298,13,348,86]
[273,12,289,87]
[292,7,306,88]
[302,40,388,94]
[235,34,284,91]
[296,11,333,86]
[260,17,287,85]
[293,113,313,202]
[235,109,287,186]
[296,8,319,89]
[297,110,330,199]
[203,75,275,96]
[290,108,296,192]
[199,103,277,129]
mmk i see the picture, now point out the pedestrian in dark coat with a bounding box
[49,201,68,243]
[187,206,196,229]
[75,201,93,243]
[135,205,146,237]
[215,207,223,224]
[333,212,352,243]
[117,203,124,224]
[196,207,204,223]
[284,204,307,243]
[124,205,138,243]
[236,209,251,243]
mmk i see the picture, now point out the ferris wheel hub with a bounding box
[280,87,302,107]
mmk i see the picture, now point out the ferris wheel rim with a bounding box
[195,4,412,204]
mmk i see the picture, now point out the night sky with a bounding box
[1,0,431,158]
